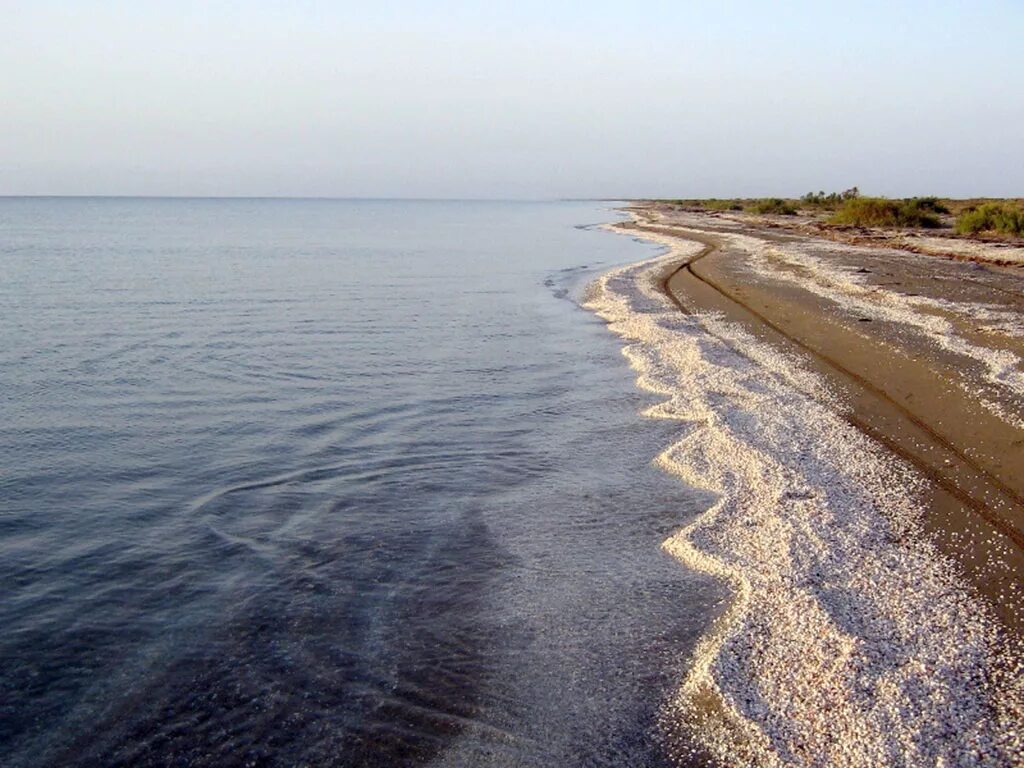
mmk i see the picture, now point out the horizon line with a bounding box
[0,194,628,203]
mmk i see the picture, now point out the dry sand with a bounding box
[587,203,1024,766]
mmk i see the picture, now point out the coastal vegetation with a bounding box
[660,197,792,214]
[703,199,744,211]
[750,198,798,216]
[829,197,945,228]
[656,193,1024,239]
[800,187,860,210]
[660,198,742,211]
[955,202,1024,237]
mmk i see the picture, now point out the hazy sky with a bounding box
[3,1,1023,198]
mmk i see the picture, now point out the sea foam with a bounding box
[585,231,1024,766]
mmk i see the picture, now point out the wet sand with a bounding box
[589,203,1024,765]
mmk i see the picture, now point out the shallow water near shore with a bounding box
[0,199,719,767]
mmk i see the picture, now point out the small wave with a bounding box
[585,231,1024,766]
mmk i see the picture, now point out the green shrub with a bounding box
[704,198,744,211]
[750,198,798,216]
[830,197,941,228]
[663,198,744,211]
[801,187,860,210]
[907,196,950,215]
[955,203,1024,236]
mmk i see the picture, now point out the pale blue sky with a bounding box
[3,1,1022,198]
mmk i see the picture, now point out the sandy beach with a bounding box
[589,203,1024,766]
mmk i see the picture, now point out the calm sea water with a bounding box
[0,199,718,767]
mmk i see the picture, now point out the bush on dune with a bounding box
[703,199,744,211]
[801,187,861,210]
[664,198,744,211]
[955,203,1024,236]
[750,198,798,216]
[908,196,950,215]
[830,197,942,228]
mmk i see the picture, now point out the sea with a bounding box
[0,198,720,767]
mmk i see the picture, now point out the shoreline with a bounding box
[621,205,1024,630]
[588,205,1024,765]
